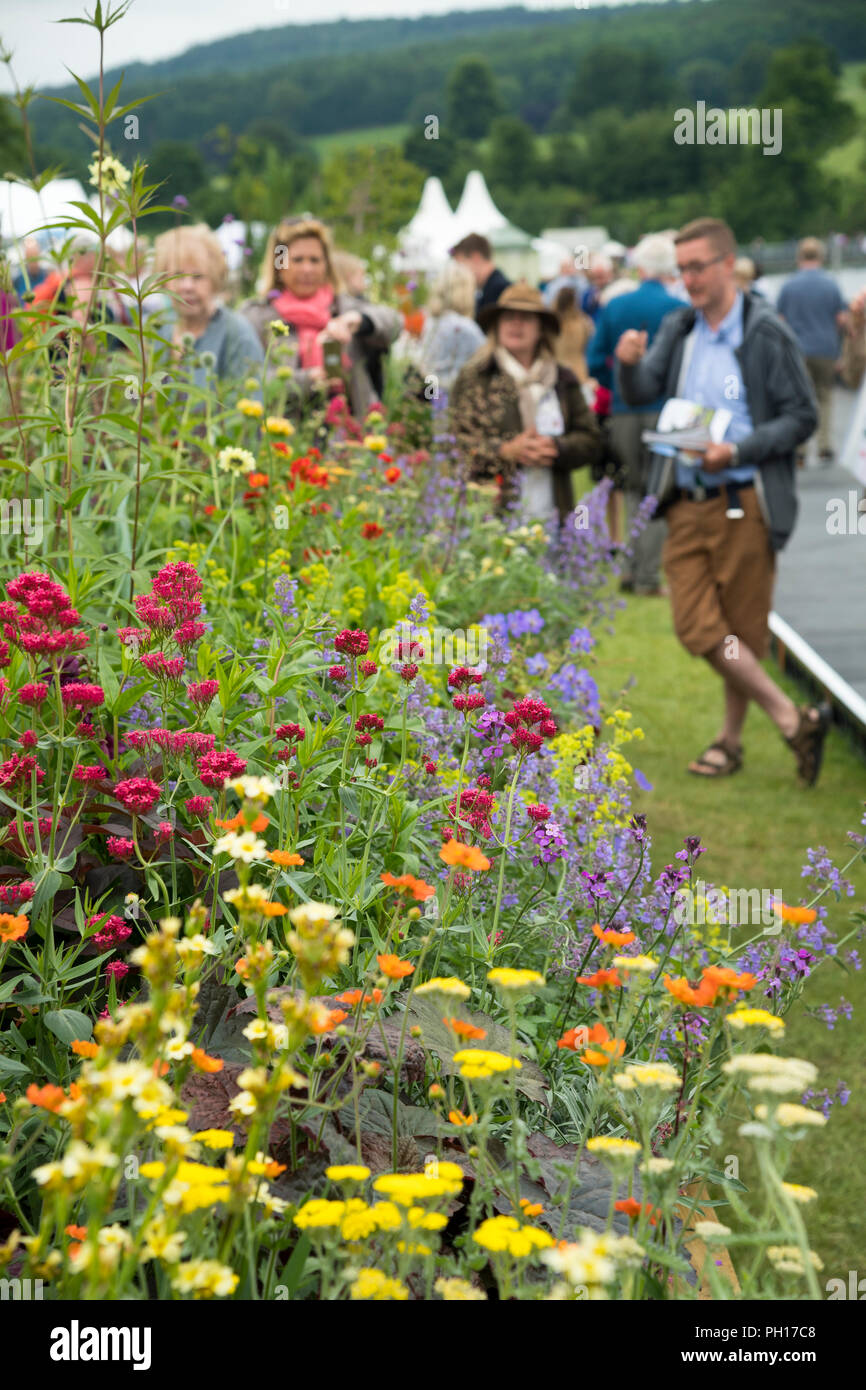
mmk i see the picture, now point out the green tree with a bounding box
[487,115,536,190]
[321,146,424,256]
[446,57,502,141]
[567,45,675,119]
[0,94,26,177]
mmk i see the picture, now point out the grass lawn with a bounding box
[310,123,409,158]
[592,592,866,1282]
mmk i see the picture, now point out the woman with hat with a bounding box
[450,281,601,527]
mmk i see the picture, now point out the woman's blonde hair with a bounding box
[153,224,227,291]
[428,259,476,318]
[259,218,339,296]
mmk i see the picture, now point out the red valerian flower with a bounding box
[18,682,48,706]
[196,749,247,789]
[448,667,484,690]
[355,713,384,732]
[19,730,37,748]
[424,761,437,774]
[73,764,107,784]
[275,722,305,743]
[61,683,105,709]
[0,754,45,789]
[527,804,551,822]
[328,665,348,682]
[141,653,185,680]
[398,663,418,682]
[0,880,35,907]
[113,777,162,814]
[107,837,135,859]
[104,960,130,981]
[360,660,377,678]
[334,630,369,657]
[184,795,213,818]
[187,680,219,708]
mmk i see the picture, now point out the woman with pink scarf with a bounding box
[242,218,400,420]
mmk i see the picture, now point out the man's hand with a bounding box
[523,435,558,466]
[615,329,648,365]
[701,442,735,473]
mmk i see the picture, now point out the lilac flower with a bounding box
[656,865,689,896]
[532,818,568,867]
[633,768,653,792]
[507,608,545,638]
[172,194,189,209]
[568,626,594,654]
[525,653,549,676]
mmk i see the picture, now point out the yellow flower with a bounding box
[340,1201,379,1242]
[694,1220,731,1239]
[471,1215,554,1258]
[434,1276,487,1301]
[408,1207,448,1231]
[611,954,658,975]
[452,1048,521,1081]
[613,1062,681,1092]
[414,976,471,1000]
[171,1259,239,1297]
[362,434,388,452]
[326,1164,371,1183]
[372,1166,463,1206]
[349,1267,408,1300]
[217,447,257,475]
[767,1245,823,1275]
[266,416,294,435]
[755,1103,827,1128]
[192,1130,235,1150]
[487,967,545,994]
[370,1201,402,1231]
[293,1199,346,1229]
[585,1136,641,1159]
[727,1008,785,1035]
[88,153,131,194]
[781,1182,818,1204]
[237,398,264,418]
[722,1054,816,1092]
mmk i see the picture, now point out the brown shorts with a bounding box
[662,486,776,658]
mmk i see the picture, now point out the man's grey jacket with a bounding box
[616,293,818,551]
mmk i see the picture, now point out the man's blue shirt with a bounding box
[588,279,683,412]
[675,292,756,490]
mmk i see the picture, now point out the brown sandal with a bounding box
[687,740,743,778]
[786,702,831,786]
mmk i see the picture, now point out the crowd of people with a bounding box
[5,213,864,789]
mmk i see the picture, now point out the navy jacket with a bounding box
[587,279,683,412]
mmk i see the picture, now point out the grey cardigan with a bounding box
[242,291,401,418]
[617,293,818,551]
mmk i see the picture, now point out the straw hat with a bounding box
[479,281,560,335]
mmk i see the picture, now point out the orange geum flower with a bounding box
[215,811,268,833]
[65,1225,88,1241]
[380,871,435,901]
[235,959,249,978]
[26,1083,68,1113]
[335,988,384,1009]
[247,472,270,488]
[558,1027,586,1051]
[520,1198,544,1217]
[449,1110,477,1126]
[580,1022,626,1067]
[269,850,305,867]
[264,1159,287,1178]
[70,1039,99,1058]
[259,901,289,918]
[592,923,636,947]
[440,839,491,871]
[664,974,716,1008]
[444,1017,486,1040]
[701,965,757,1000]
[384,467,402,483]
[377,953,415,980]
[190,1048,224,1074]
[615,1198,660,1225]
[308,1006,348,1034]
[772,901,817,926]
[576,968,623,990]
[0,913,29,942]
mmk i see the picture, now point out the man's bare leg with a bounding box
[689,637,799,771]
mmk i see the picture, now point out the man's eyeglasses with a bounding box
[677,254,727,278]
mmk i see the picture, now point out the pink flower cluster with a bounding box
[0,880,35,906]
[107,837,135,859]
[123,563,205,684]
[1,573,89,661]
[88,914,133,950]
[0,753,45,789]
[73,764,107,785]
[126,729,216,759]
[61,683,105,710]
[196,749,247,788]
[113,777,162,814]
[504,697,557,755]
[184,795,213,819]
[447,786,497,840]
[334,629,369,657]
[188,680,219,708]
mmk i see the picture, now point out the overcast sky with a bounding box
[0,0,632,92]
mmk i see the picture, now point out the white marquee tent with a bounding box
[0,177,135,253]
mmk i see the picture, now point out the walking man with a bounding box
[588,234,682,594]
[450,234,511,325]
[614,218,830,785]
[777,237,848,466]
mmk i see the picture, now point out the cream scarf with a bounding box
[494,345,561,523]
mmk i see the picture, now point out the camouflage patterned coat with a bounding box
[449,344,602,522]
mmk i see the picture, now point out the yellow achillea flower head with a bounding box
[435,1276,487,1301]
[193,1130,236,1149]
[726,1007,785,1035]
[471,1215,554,1258]
[611,954,658,975]
[349,1267,409,1300]
[414,977,471,1000]
[487,967,545,994]
[237,398,264,418]
[767,1245,823,1274]
[755,1103,827,1128]
[585,1136,641,1159]
[171,1259,239,1298]
[293,1198,347,1230]
[453,1048,521,1081]
[613,1062,681,1092]
[781,1182,818,1204]
[326,1164,371,1183]
[372,1165,463,1206]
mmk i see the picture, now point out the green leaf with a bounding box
[43,1009,93,1045]
[0,1053,31,1079]
[32,868,63,919]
